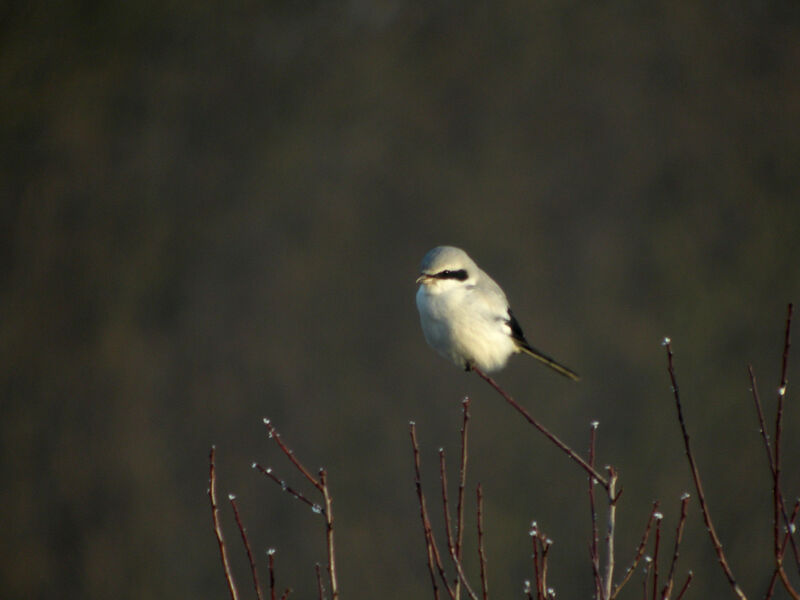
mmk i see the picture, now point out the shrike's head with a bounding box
[415,246,479,292]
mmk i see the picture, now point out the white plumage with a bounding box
[415,246,579,379]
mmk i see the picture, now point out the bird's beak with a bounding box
[416,273,430,285]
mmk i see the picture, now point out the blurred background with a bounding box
[2,1,800,598]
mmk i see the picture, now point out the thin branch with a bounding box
[603,468,619,600]
[477,484,489,600]
[765,501,800,599]
[319,469,339,600]
[471,366,609,488]
[263,418,322,491]
[411,422,452,600]
[674,571,693,600]
[531,523,543,600]
[439,450,458,595]
[642,559,652,600]
[229,495,264,600]
[661,494,690,600]
[588,422,602,599]
[456,398,471,576]
[774,304,799,575]
[611,501,660,599]
[664,340,747,599]
[267,550,277,600]
[252,462,321,513]
[208,446,240,600]
[315,563,324,600]
[450,550,481,600]
[652,513,662,600]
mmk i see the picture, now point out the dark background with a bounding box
[2,1,800,598]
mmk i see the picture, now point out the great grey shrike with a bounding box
[415,246,579,380]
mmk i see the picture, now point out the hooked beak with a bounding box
[416,273,431,285]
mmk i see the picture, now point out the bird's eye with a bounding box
[436,269,468,281]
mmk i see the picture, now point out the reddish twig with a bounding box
[652,512,662,600]
[611,501,660,599]
[263,419,322,491]
[208,446,240,600]
[530,523,553,599]
[674,571,693,600]
[252,462,321,513]
[470,366,608,488]
[765,500,800,599]
[279,588,292,600]
[476,484,489,600]
[588,422,602,598]
[267,549,277,600]
[411,422,452,600]
[660,493,690,599]
[774,304,799,575]
[664,339,747,599]
[642,558,652,600]
[257,419,339,599]
[315,563,324,600]
[439,450,458,594]
[456,398,471,574]
[229,494,264,600]
[531,523,542,600]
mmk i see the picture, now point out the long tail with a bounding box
[518,342,580,381]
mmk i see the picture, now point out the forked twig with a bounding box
[208,446,240,600]
[263,419,322,491]
[256,420,339,599]
[611,501,660,599]
[529,523,553,599]
[411,422,452,600]
[471,365,608,488]
[661,493,690,599]
[229,494,264,600]
[652,512,662,600]
[664,340,747,599]
[450,551,481,600]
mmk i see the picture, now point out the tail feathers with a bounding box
[518,343,581,381]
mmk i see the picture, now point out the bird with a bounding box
[415,246,579,380]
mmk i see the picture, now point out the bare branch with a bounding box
[411,423,453,600]
[664,340,747,599]
[477,483,489,600]
[315,563,324,600]
[661,494,690,599]
[268,550,277,600]
[208,447,240,600]
[588,422,602,599]
[229,495,264,600]
[456,398,471,572]
[611,501,660,599]
[263,418,322,491]
[674,571,693,600]
[319,469,339,600]
[252,462,321,514]
[471,365,608,488]
[603,468,619,600]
